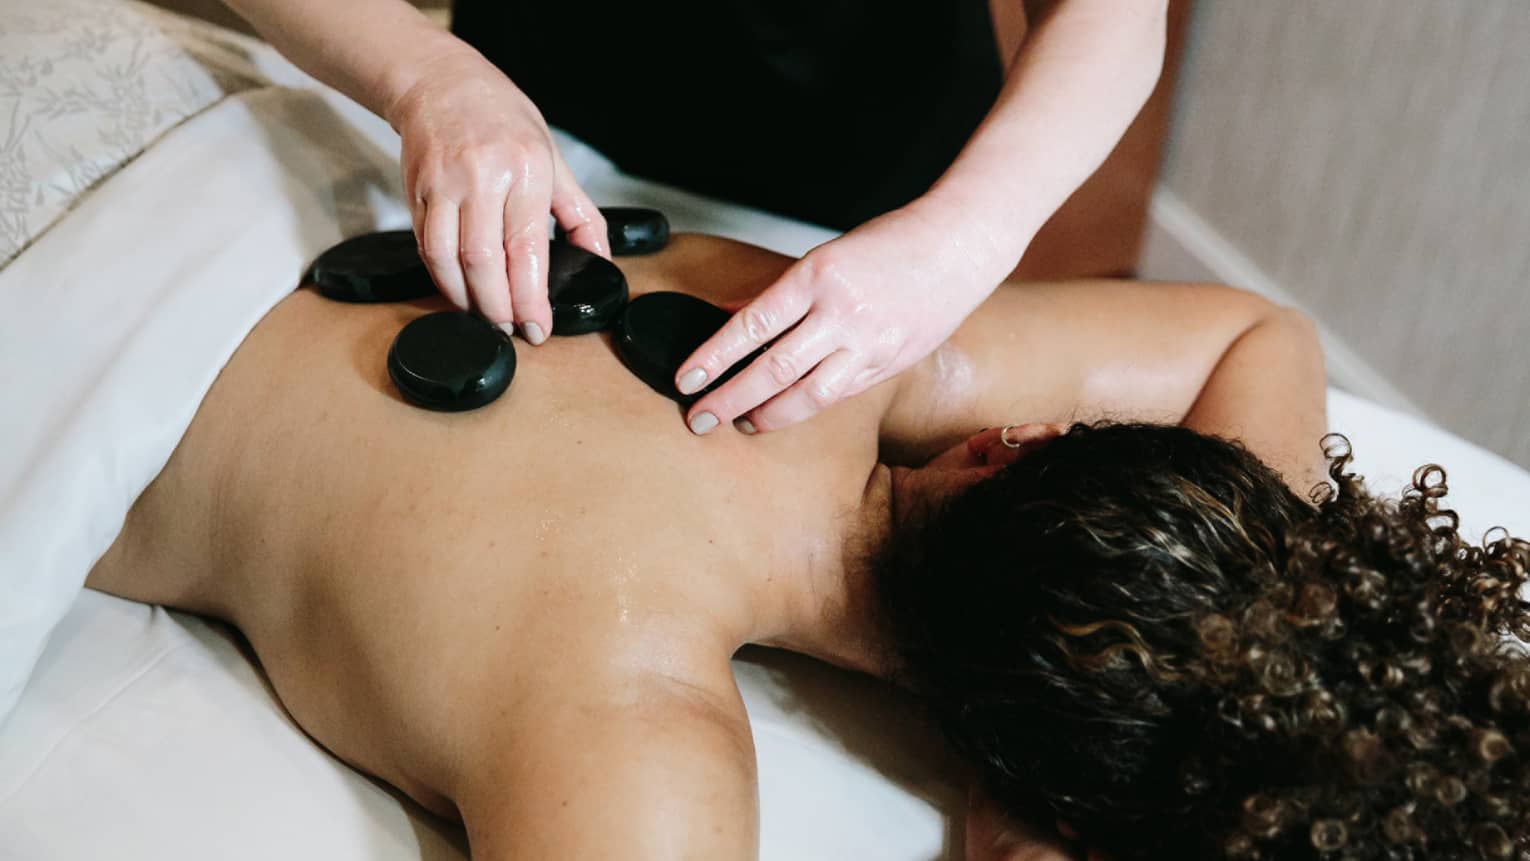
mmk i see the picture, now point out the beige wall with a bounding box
[1159,1,1530,466]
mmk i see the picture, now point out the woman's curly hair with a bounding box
[877,422,1530,860]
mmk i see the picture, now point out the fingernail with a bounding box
[688,412,719,435]
[677,368,708,395]
[735,418,757,435]
[522,321,546,345]
[498,322,517,340]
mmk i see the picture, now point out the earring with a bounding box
[999,425,1024,449]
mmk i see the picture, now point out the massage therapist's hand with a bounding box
[385,51,609,344]
[677,194,1006,435]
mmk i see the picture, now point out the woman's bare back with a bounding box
[86,229,1323,857]
[88,234,895,828]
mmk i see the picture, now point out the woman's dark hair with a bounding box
[877,422,1530,860]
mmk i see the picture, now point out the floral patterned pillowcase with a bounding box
[0,0,266,267]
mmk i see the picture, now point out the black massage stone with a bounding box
[614,292,760,407]
[556,206,670,256]
[387,311,516,411]
[547,239,629,335]
[309,230,436,303]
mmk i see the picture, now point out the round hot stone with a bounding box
[556,206,670,256]
[548,239,628,335]
[309,230,435,303]
[614,292,760,406]
[387,311,516,411]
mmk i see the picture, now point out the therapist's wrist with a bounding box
[916,180,1044,285]
[375,28,484,128]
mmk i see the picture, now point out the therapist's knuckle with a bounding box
[511,141,549,180]
[562,200,601,232]
[766,351,799,387]
[504,221,539,251]
[415,148,449,177]
[437,156,479,190]
[420,238,457,267]
[800,249,849,291]
[741,306,776,345]
[807,377,842,409]
[456,142,494,171]
[459,246,503,268]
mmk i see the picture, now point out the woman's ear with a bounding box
[967,422,1066,468]
[965,782,1083,861]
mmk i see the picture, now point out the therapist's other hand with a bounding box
[386,51,609,344]
[675,195,1002,434]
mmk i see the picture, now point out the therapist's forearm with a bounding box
[927,0,1168,274]
[219,0,473,123]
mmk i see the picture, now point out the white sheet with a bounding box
[1,18,1527,861]
[1,591,961,861]
[0,85,409,723]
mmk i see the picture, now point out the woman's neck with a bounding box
[751,464,898,680]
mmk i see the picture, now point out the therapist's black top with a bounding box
[452,0,1003,230]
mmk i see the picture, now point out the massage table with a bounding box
[2,4,1526,859]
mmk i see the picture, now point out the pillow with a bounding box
[0,0,265,267]
[0,1,330,726]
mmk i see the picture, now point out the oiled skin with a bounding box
[89,236,905,857]
[87,234,1325,860]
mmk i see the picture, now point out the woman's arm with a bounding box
[1179,307,1327,493]
[461,667,759,861]
[882,278,1328,492]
